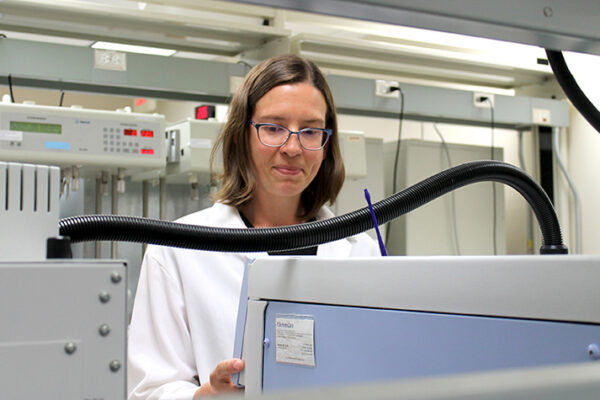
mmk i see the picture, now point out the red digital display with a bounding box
[140,148,154,155]
[195,105,215,120]
[141,130,154,137]
[124,129,137,136]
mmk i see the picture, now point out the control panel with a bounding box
[0,102,165,177]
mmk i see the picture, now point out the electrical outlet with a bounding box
[94,49,127,71]
[375,80,400,98]
[474,92,494,108]
[532,108,551,125]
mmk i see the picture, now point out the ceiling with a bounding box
[0,0,557,95]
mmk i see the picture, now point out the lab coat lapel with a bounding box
[214,202,268,260]
[314,205,353,257]
[317,237,352,257]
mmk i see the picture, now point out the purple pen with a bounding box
[364,188,387,256]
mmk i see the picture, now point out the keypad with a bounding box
[102,127,141,154]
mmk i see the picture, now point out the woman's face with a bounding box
[249,82,328,203]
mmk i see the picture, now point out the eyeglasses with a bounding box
[251,121,332,151]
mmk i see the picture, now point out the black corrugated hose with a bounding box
[60,161,568,255]
[546,49,600,134]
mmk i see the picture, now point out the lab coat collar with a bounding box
[314,206,356,257]
[214,203,267,261]
[212,202,355,259]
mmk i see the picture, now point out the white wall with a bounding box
[555,51,600,255]
[567,107,600,254]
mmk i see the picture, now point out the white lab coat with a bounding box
[127,202,379,400]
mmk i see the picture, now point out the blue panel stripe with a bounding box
[44,141,71,150]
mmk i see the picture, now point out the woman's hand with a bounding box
[194,359,245,397]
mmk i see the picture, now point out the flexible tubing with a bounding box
[545,49,600,134]
[60,161,566,254]
[552,128,582,253]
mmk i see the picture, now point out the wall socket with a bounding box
[473,92,494,108]
[94,49,127,71]
[375,80,400,98]
[532,108,552,125]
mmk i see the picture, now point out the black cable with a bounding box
[385,85,404,246]
[433,123,461,255]
[60,161,567,255]
[546,49,600,134]
[59,91,65,107]
[236,59,253,72]
[7,74,15,103]
[484,97,498,255]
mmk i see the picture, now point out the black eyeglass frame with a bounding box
[250,121,332,151]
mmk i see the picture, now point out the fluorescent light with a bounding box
[172,51,239,63]
[91,41,176,56]
[1,30,93,47]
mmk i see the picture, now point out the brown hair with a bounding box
[210,54,345,220]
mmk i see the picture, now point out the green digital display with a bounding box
[10,121,62,134]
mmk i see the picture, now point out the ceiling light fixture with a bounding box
[91,41,176,56]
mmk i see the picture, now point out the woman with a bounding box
[128,54,379,399]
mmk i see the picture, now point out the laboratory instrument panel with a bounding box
[339,130,367,179]
[0,161,60,261]
[236,256,600,395]
[0,102,165,177]
[165,118,224,184]
[0,260,127,399]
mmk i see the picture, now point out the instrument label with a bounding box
[190,138,212,149]
[0,130,23,141]
[275,316,315,367]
